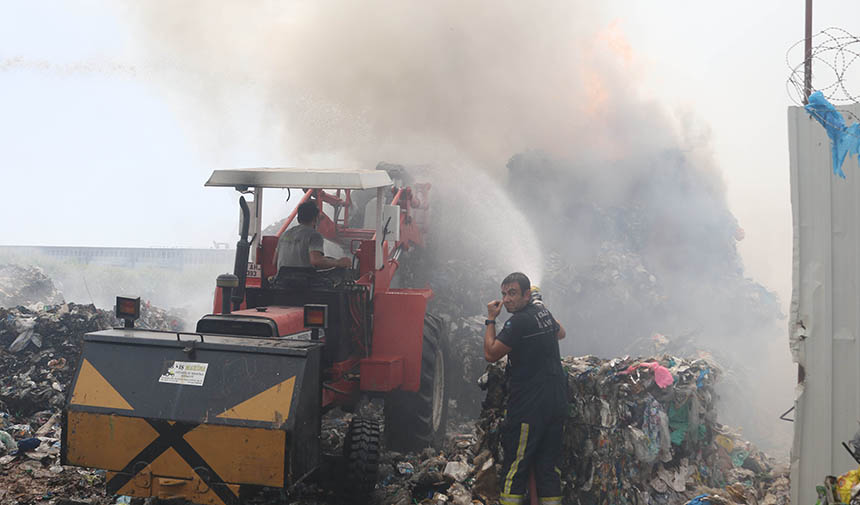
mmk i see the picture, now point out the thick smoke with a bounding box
[122,2,675,169]
[121,3,791,451]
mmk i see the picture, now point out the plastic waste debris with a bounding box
[442,460,471,482]
[8,424,32,438]
[446,482,472,505]
[805,90,860,179]
[9,317,37,353]
[15,437,40,453]
[0,430,17,453]
[838,468,860,504]
[620,361,675,388]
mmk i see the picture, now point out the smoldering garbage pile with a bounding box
[472,355,790,505]
[361,354,789,505]
[0,264,186,505]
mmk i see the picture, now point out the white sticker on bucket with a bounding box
[159,361,209,387]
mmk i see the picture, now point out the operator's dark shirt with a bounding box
[496,302,568,421]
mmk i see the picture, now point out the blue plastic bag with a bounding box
[805,91,860,179]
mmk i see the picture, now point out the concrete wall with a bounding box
[789,103,860,505]
[0,245,234,270]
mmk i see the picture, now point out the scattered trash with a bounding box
[620,360,675,388]
[16,437,40,453]
[36,413,60,436]
[446,481,472,505]
[442,460,471,482]
[7,424,32,438]
[431,491,449,503]
[0,430,17,453]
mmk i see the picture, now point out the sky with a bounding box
[0,0,855,317]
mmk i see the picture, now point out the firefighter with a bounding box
[484,272,567,505]
[276,200,351,271]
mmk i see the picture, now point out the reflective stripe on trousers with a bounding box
[500,493,526,505]
[503,422,530,495]
[538,497,563,505]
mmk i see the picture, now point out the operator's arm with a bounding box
[556,321,566,340]
[309,250,351,269]
[484,300,512,362]
[307,231,351,269]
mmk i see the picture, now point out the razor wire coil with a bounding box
[787,27,860,124]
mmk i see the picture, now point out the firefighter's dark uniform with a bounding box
[495,301,567,505]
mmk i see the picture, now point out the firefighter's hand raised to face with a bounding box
[487,300,502,320]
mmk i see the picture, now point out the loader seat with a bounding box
[274,266,318,290]
[260,235,279,280]
[274,266,357,290]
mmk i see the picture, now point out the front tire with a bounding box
[343,416,381,503]
[384,314,449,452]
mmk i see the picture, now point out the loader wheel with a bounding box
[343,416,381,503]
[384,314,449,452]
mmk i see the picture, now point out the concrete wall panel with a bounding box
[789,104,860,504]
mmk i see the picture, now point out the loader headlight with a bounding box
[303,304,328,328]
[116,296,140,329]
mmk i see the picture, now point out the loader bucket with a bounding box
[61,328,321,505]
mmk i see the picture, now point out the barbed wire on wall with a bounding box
[787,28,860,178]
[787,27,860,113]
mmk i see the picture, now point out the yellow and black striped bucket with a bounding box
[62,328,321,505]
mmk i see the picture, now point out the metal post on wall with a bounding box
[804,0,813,104]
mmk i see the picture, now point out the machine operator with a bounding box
[276,200,351,271]
[484,272,567,505]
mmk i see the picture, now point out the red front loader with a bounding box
[62,167,448,505]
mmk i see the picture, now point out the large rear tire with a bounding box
[343,416,381,503]
[384,313,449,452]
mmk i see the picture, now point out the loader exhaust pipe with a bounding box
[232,196,252,310]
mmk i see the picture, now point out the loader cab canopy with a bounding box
[205,167,393,190]
[206,167,395,271]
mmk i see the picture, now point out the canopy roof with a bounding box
[205,167,392,190]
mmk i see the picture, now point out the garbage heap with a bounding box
[468,355,790,505]
[0,299,186,505]
[0,264,64,308]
